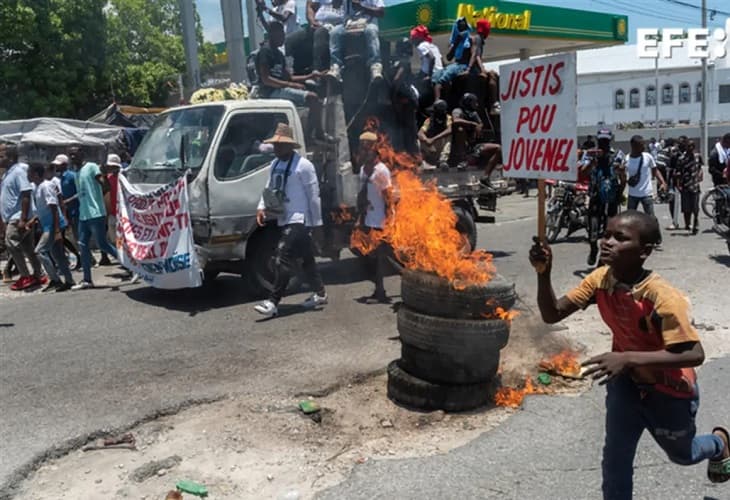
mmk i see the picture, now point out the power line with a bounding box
[655,0,730,17]
[591,0,701,24]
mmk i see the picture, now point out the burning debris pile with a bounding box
[494,350,583,408]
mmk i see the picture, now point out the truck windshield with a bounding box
[128,105,224,176]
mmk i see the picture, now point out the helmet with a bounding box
[461,93,479,111]
[596,128,613,141]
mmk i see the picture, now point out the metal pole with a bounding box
[701,0,708,158]
[180,0,201,98]
[655,55,659,140]
[220,0,247,84]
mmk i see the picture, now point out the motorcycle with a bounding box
[704,184,730,254]
[545,180,589,243]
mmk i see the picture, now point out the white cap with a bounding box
[51,154,69,165]
[106,153,122,167]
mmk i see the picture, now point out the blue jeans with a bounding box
[602,374,724,500]
[35,231,73,284]
[78,216,118,283]
[432,63,469,86]
[330,22,381,69]
[627,195,655,216]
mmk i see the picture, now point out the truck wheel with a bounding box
[244,227,279,298]
[453,205,477,251]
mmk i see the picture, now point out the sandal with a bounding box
[708,426,730,483]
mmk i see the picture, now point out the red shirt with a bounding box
[567,266,699,398]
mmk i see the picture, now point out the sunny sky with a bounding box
[196,0,729,45]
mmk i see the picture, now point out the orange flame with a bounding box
[351,120,495,287]
[494,377,546,408]
[539,350,582,378]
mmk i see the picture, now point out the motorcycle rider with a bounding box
[581,128,625,267]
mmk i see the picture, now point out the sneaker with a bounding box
[56,282,73,292]
[302,292,328,309]
[370,63,383,82]
[254,300,278,318]
[491,101,501,115]
[71,281,94,291]
[129,273,141,284]
[10,276,31,291]
[42,280,62,292]
[98,256,113,266]
[366,291,391,304]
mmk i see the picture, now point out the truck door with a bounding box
[207,109,293,250]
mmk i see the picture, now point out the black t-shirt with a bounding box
[257,46,290,96]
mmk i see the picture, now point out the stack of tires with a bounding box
[388,269,517,412]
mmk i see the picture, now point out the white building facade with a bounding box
[575,44,730,127]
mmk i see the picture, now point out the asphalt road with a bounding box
[1,193,728,498]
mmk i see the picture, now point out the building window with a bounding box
[662,84,674,105]
[615,89,625,109]
[679,82,691,103]
[629,88,640,108]
[696,82,702,102]
[646,85,656,106]
[719,84,730,104]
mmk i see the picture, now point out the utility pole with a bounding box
[655,55,659,141]
[180,0,201,99]
[700,0,708,159]
[220,0,247,84]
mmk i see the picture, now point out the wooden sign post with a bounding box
[498,52,578,244]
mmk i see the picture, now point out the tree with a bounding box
[0,0,107,120]
[0,0,216,119]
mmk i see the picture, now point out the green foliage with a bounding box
[0,0,217,119]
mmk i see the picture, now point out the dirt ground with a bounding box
[14,308,728,500]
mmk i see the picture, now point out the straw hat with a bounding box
[359,131,378,142]
[263,123,301,148]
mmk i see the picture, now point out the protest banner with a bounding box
[117,174,203,289]
[499,52,577,240]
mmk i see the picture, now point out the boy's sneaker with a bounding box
[71,281,94,291]
[42,280,62,292]
[302,292,328,309]
[10,276,31,291]
[254,300,278,318]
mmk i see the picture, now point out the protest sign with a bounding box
[499,52,578,182]
[117,174,202,289]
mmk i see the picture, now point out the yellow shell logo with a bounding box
[417,4,433,25]
[617,18,627,37]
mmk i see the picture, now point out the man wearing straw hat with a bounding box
[254,123,328,318]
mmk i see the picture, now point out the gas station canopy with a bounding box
[379,0,628,61]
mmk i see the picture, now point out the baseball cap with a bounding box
[51,154,69,165]
[106,153,122,167]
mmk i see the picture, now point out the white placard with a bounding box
[117,174,202,289]
[499,52,578,181]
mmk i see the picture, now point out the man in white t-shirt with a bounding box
[626,135,667,246]
[328,0,385,82]
[626,135,667,216]
[264,0,299,35]
[357,131,392,303]
[255,123,327,318]
[410,25,443,79]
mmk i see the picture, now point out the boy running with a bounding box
[529,210,729,499]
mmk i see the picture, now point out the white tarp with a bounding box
[0,117,124,147]
[117,173,203,289]
[499,53,578,181]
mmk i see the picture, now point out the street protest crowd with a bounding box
[2,1,730,497]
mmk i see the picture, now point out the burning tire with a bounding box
[397,306,508,385]
[387,360,491,412]
[453,205,477,252]
[401,269,516,320]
